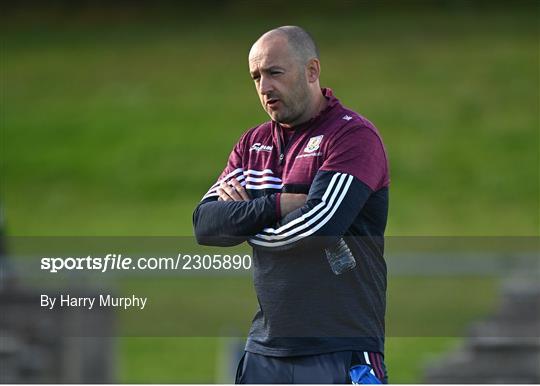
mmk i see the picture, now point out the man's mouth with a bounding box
[266,98,280,108]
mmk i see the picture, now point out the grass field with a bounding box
[3,4,538,236]
[2,2,538,383]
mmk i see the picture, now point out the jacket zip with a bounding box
[277,126,301,166]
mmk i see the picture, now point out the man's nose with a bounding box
[259,75,273,95]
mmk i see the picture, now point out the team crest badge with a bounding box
[304,135,324,153]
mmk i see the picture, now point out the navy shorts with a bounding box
[235,350,388,384]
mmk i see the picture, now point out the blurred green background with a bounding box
[2,0,538,383]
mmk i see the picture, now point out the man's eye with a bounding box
[271,71,282,76]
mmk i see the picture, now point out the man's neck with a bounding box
[313,90,328,117]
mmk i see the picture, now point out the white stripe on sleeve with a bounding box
[249,173,353,247]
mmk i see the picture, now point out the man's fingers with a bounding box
[220,181,243,201]
[216,188,231,201]
[217,179,250,201]
[229,178,250,201]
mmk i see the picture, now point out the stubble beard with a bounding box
[269,84,311,126]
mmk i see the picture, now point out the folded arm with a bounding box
[248,170,373,252]
[193,176,281,246]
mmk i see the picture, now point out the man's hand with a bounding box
[280,193,308,217]
[217,178,251,201]
[217,179,306,217]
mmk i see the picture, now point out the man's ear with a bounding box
[306,58,321,83]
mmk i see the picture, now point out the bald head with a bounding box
[253,26,319,65]
[248,26,325,128]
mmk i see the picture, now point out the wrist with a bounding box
[274,193,282,220]
[280,193,308,217]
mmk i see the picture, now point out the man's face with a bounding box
[248,36,310,126]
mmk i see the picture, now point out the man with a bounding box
[193,26,389,384]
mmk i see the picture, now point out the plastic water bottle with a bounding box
[324,238,356,275]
